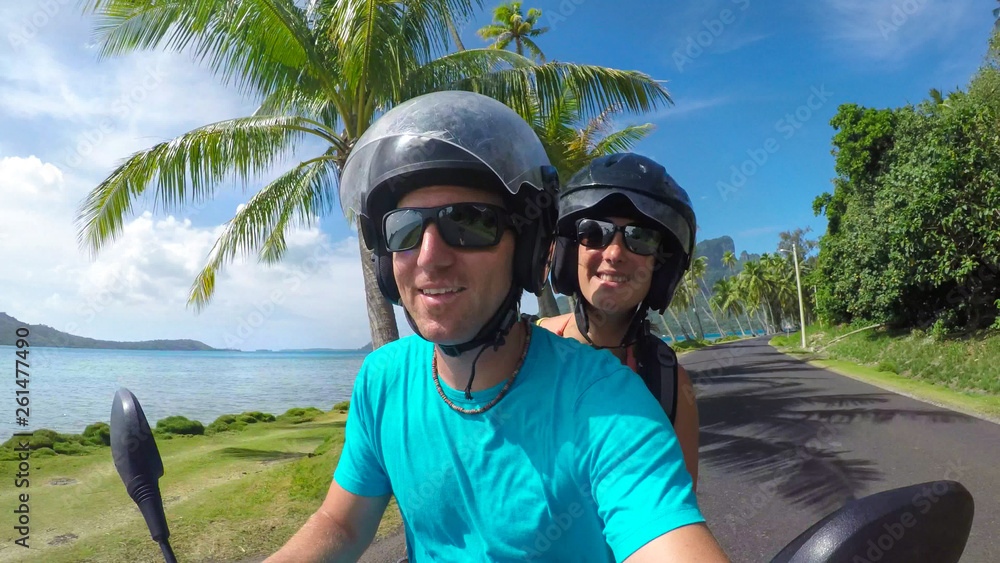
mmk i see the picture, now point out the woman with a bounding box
[537,153,701,489]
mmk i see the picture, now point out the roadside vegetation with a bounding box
[0,406,392,563]
[771,323,1000,420]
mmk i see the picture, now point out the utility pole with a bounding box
[792,243,807,348]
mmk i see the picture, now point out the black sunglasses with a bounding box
[575,218,663,256]
[382,203,513,252]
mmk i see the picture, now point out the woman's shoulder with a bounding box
[535,313,573,334]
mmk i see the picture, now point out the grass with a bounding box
[0,410,402,563]
[770,323,1000,421]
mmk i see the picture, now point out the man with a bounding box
[267,91,729,562]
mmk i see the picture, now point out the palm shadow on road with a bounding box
[685,339,974,516]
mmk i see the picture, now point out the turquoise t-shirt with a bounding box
[334,325,703,561]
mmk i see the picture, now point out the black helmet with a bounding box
[339,90,559,359]
[550,153,696,313]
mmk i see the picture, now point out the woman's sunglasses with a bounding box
[575,218,662,256]
[382,203,512,252]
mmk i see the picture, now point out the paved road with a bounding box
[686,337,1000,562]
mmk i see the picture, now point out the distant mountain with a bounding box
[0,312,222,351]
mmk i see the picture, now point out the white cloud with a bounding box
[815,0,974,62]
[652,96,734,121]
[0,155,374,350]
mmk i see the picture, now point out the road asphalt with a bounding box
[687,337,999,562]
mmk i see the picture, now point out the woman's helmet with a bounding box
[550,153,696,342]
[339,90,559,357]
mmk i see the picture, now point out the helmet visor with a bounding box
[338,91,551,218]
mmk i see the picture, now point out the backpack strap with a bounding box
[636,332,679,425]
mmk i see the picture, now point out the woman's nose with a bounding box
[603,232,626,262]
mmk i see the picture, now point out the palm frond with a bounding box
[187,153,340,310]
[477,23,509,40]
[445,61,672,119]
[591,123,655,156]
[521,35,545,62]
[76,115,333,256]
[83,0,334,99]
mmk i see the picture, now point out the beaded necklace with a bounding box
[432,321,532,415]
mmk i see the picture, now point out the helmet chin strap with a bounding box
[573,294,648,350]
[404,283,522,399]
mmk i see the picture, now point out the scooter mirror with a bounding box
[111,388,177,562]
[770,480,974,563]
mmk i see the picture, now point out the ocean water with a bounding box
[1,346,366,441]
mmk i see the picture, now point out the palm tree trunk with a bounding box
[686,309,701,340]
[699,287,725,337]
[691,306,706,340]
[516,38,524,56]
[659,312,677,343]
[446,12,465,51]
[536,284,560,318]
[732,313,746,336]
[669,308,692,341]
[359,237,399,349]
[745,311,759,334]
[762,305,775,334]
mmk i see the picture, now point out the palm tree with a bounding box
[711,278,746,336]
[689,255,726,337]
[526,87,658,317]
[738,260,772,333]
[478,2,549,62]
[77,0,672,350]
[722,250,737,272]
[682,256,709,339]
[656,311,678,343]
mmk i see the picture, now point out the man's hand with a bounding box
[626,523,729,562]
[266,480,390,563]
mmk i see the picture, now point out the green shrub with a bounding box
[32,447,56,457]
[240,411,275,423]
[4,429,61,450]
[214,414,238,425]
[333,400,350,413]
[877,360,900,374]
[83,422,111,446]
[277,407,324,424]
[673,339,709,351]
[156,416,205,436]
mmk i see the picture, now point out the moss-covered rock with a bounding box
[155,416,204,436]
[277,407,324,424]
[240,411,275,423]
[83,422,111,446]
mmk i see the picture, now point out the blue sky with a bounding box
[0,1,995,349]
